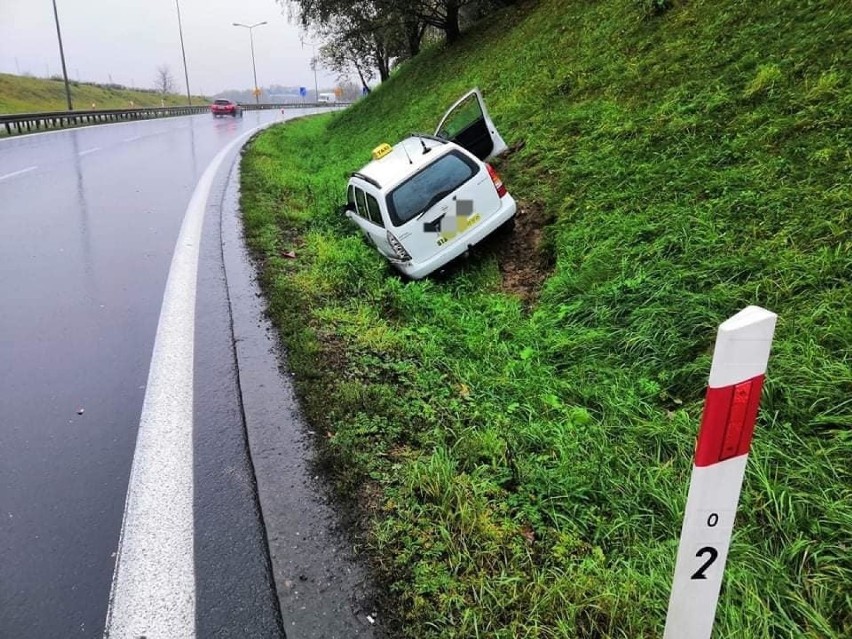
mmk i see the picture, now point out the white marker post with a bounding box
[664,306,777,639]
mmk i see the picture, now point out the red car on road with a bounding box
[211,99,243,118]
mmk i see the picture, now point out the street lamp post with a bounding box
[301,38,320,103]
[175,0,192,105]
[233,21,267,105]
[51,0,73,110]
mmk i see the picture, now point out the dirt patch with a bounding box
[357,480,385,517]
[317,332,350,377]
[492,201,554,304]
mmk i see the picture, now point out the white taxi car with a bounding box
[341,89,517,280]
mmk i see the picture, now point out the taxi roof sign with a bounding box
[372,143,393,161]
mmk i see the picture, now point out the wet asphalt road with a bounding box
[0,110,313,637]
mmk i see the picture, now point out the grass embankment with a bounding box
[240,0,850,636]
[0,73,206,113]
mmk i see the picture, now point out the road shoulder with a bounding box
[221,149,380,638]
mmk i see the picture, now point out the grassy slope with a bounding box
[241,1,851,637]
[0,73,206,113]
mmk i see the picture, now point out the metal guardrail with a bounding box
[0,102,351,136]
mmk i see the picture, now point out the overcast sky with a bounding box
[0,0,339,95]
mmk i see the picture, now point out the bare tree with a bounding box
[284,0,515,85]
[409,0,470,43]
[314,7,394,84]
[286,1,424,68]
[319,33,376,93]
[154,65,176,96]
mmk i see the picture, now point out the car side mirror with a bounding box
[338,204,353,216]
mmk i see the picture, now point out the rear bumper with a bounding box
[396,194,517,280]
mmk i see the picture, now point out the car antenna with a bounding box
[418,135,431,154]
[401,140,414,165]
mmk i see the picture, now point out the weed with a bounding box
[744,63,784,98]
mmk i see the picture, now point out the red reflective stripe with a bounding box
[720,381,751,458]
[694,374,764,466]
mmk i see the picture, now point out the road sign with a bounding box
[299,86,307,97]
[664,306,777,639]
[252,87,261,97]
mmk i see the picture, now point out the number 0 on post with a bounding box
[664,306,777,639]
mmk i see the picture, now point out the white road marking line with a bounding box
[0,166,37,181]
[104,122,275,639]
[122,135,142,143]
[78,147,101,156]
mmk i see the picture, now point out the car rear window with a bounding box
[386,151,478,226]
[214,99,230,105]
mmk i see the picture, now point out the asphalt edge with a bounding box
[214,139,288,638]
[220,114,382,637]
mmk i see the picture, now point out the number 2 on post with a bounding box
[690,546,719,580]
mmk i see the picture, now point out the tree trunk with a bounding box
[372,38,391,82]
[444,1,461,43]
[352,59,370,93]
[378,55,390,82]
[404,16,423,57]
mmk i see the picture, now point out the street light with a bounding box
[51,0,73,110]
[301,38,320,103]
[175,0,192,105]
[233,21,267,104]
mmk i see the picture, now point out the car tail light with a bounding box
[386,231,412,261]
[486,164,507,198]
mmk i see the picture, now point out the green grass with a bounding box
[240,0,851,636]
[0,73,206,113]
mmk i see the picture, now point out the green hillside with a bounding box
[241,1,850,637]
[0,73,206,114]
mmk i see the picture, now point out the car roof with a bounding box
[354,137,455,192]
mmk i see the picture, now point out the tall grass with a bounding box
[240,0,851,636]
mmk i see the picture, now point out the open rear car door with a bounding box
[434,88,508,161]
